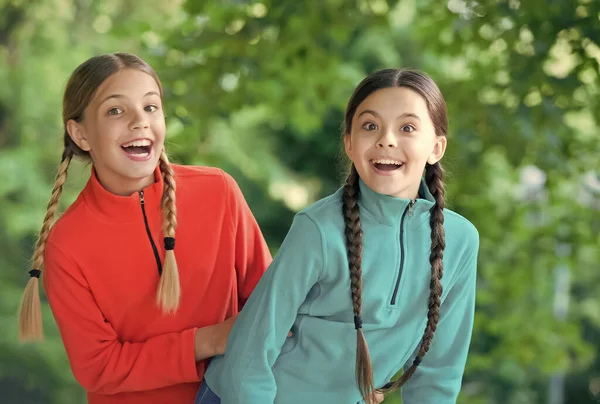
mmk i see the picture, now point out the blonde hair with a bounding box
[18,53,181,341]
[157,150,180,313]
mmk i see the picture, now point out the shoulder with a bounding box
[46,195,88,249]
[172,165,257,224]
[172,164,245,200]
[42,202,89,287]
[443,208,479,249]
[442,208,480,274]
[298,187,344,224]
[279,209,330,275]
[172,164,229,190]
[291,187,345,250]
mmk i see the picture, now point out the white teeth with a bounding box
[122,139,151,148]
[372,159,402,165]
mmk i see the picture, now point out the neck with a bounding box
[94,169,156,196]
[394,185,420,201]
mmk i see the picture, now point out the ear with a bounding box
[343,134,353,161]
[66,119,91,152]
[427,136,447,165]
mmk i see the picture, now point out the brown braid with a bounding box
[342,164,376,402]
[341,68,448,399]
[156,150,180,314]
[18,149,73,341]
[380,162,445,392]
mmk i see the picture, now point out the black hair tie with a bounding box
[164,237,175,251]
[413,356,422,366]
[29,269,41,278]
[353,315,363,330]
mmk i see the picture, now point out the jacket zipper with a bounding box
[139,191,163,275]
[390,200,415,305]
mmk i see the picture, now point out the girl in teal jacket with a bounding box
[197,68,479,404]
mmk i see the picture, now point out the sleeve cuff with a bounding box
[182,327,201,382]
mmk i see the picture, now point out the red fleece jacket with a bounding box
[43,164,271,404]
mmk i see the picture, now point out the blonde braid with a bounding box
[156,150,180,314]
[18,150,73,341]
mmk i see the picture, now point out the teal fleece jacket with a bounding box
[205,179,479,404]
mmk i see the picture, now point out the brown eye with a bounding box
[401,124,415,133]
[362,122,378,131]
[145,105,158,112]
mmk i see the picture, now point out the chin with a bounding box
[139,162,159,177]
[361,179,390,195]
[120,160,158,179]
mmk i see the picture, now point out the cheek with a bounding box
[404,140,433,162]
[153,121,166,142]
[352,136,373,155]
[92,121,125,148]
[151,115,166,130]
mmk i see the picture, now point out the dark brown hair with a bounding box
[341,68,447,400]
[18,53,181,341]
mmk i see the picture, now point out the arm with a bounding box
[219,213,325,404]
[401,234,479,404]
[224,172,272,308]
[44,240,201,394]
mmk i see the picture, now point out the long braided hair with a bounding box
[18,53,181,341]
[341,69,448,400]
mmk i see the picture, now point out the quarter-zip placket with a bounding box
[139,190,163,275]
[390,199,415,305]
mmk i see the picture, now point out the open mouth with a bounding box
[121,139,153,156]
[371,158,403,171]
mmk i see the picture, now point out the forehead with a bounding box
[92,69,160,103]
[355,87,428,118]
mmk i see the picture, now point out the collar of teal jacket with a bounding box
[357,177,436,227]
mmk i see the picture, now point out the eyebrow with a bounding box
[357,109,421,121]
[99,91,160,105]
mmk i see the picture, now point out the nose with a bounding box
[376,129,397,148]
[129,109,149,130]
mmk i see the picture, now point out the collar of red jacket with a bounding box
[82,165,165,223]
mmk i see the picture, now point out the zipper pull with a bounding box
[139,191,145,204]
[408,200,415,217]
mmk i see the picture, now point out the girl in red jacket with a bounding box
[17,53,272,404]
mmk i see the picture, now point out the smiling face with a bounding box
[344,86,446,199]
[66,68,166,196]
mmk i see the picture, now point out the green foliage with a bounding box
[1,0,598,403]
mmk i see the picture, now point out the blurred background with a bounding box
[1,0,599,403]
